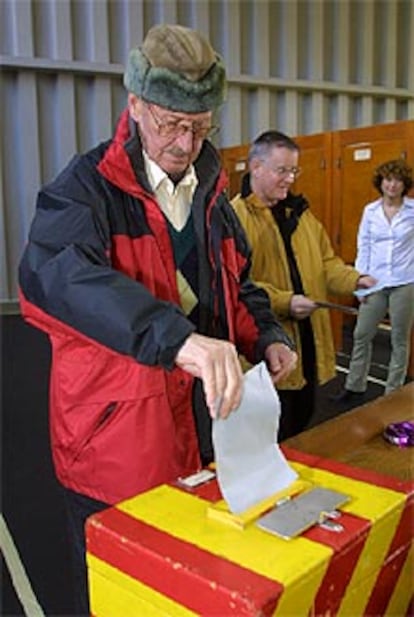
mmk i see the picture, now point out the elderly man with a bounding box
[19,25,296,614]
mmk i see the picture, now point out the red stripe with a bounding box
[365,544,412,616]
[304,513,370,613]
[385,495,414,558]
[364,495,414,615]
[87,507,283,616]
[282,446,413,494]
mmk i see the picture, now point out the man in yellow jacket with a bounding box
[231,131,376,439]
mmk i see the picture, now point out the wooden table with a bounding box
[285,382,414,482]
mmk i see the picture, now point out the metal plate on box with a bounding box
[256,487,350,540]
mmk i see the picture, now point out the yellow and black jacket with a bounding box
[231,185,360,390]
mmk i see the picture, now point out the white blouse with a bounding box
[355,196,414,287]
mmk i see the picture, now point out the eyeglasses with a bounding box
[263,163,302,179]
[146,104,220,140]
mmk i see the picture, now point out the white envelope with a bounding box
[212,362,298,514]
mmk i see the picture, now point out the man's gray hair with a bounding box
[249,130,299,163]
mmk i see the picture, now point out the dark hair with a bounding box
[373,159,413,196]
[248,130,299,163]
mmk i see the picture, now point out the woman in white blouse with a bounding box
[337,159,414,402]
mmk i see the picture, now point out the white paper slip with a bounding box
[212,362,298,514]
[354,281,385,298]
[178,469,216,488]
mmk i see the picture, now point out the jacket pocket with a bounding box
[54,339,165,406]
[95,401,117,431]
[78,400,118,454]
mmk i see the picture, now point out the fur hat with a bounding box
[124,24,227,113]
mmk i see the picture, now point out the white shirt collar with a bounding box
[143,151,197,193]
[142,152,198,230]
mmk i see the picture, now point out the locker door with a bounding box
[332,121,414,264]
[295,132,333,235]
[295,132,344,347]
[219,144,249,199]
[337,140,407,265]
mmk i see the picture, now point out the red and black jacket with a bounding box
[18,110,292,504]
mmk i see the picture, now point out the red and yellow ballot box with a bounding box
[86,448,413,616]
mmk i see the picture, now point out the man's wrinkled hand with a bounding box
[265,343,297,384]
[289,294,317,319]
[175,333,243,420]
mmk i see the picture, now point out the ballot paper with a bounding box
[354,281,385,298]
[212,362,298,514]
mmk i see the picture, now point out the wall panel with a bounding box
[1,0,413,304]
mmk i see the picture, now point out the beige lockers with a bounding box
[221,120,414,260]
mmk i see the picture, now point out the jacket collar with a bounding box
[240,172,309,215]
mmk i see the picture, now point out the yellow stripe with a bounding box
[334,568,381,617]
[386,542,414,616]
[207,478,313,529]
[271,565,329,617]
[291,463,406,615]
[119,484,331,615]
[119,484,332,583]
[291,462,406,519]
[88,553,196,616]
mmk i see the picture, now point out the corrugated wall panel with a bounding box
[1,0,413,304]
